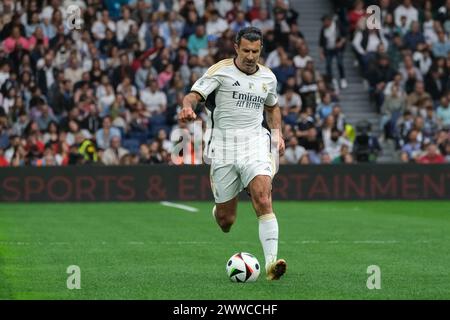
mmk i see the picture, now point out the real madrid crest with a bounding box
[262,83,268,93]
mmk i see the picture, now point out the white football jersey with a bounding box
[190,58,278,161]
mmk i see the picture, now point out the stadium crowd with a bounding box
[334,0,450,163]
[0,0,449,166]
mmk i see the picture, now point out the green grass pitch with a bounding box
[1,201,449,299]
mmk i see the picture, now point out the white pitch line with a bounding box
[0,240,433,246]
[160,201,199,212]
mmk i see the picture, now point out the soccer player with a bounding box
[179,27,287,280]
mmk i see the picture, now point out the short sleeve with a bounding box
[190,74,221,101]
[265,77,278,107]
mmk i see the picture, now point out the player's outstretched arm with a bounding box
[265,104,285,156]
[179,92,202,121]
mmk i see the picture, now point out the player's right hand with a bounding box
[178,107,197,122]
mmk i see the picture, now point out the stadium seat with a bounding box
[122,138,140,154]
[127,131,148,145]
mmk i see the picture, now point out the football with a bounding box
[226,252,260,282]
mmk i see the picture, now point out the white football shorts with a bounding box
[209,152,277,203]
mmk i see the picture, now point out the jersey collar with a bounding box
[233,57,259,76]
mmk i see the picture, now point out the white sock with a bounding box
[258,213,278,271]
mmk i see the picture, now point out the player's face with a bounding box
[235,38,262,73]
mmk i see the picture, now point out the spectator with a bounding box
[272,55,296,89]
[400,128,422,162]
[406,81,431,115]
[140,79,167,115]
[134,59,156,91]
[187,25,208,56]
[394,0,418,29]
[423,11,438,44]
[66,119,90,146]
[425,67,446,104]
[157,63,174,90]
[298,127,323,163]
[423,103,439,139]
[298,69,318,111]
[36,50,56,96]
[437,0,450,25]
[324,127,352,160]
[282,136,306,164]
[417,143,445,164]
[116,6,137,44]
[432,29,450,58]
[95,116,121,150]
[148,140,164,163]
[246,0,263,22]
[320,115,335,146]
[0,122,9,150]
[332,144,354,164]
[382,13,397,41]
[36,104,58,131]
[101,136,129,165]
[226,0,242,23]
[403,21,425,52]
[437,98,450,127]
[160,11,184,45]
[155,128,173,153]
[387,33,405,70]
[206,9,229,38]
[91,9,116,41]
[399,54,422,93]
[265,45,285,69]
[391,12,411,36]
[381,83,406,140]
[25,10,41,38]
[352,26,389,73]
[445,143,450,162]
[319,14,347,89]
[11,111,29,137]
[43,121,59,144]
[99,28,118,55]
[412,43,432,76]
[116,76,137,102]
[296,108,315,140]
[182,9,200,39]
[112,53,134,89]
[278,85,301,125]
[299,153,311,164]
[332,105,346,132]
[320,151,332,164]
[64,55,83,85]
[29,26,49,51]
[0,147,8,166]
[2,26,31,54]
[230,10,251,34]
[138,143,152,164]
[347,0,365,35]
[252,8,274,35]
[273,7,290,48]
[316,92,335,122]
[293,43,313,69]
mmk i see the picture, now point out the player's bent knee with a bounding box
[217,214,235,233]
[254,194,272,211]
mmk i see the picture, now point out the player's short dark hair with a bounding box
[235,27,263,46]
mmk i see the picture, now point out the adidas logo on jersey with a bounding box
[232,81,240,86]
